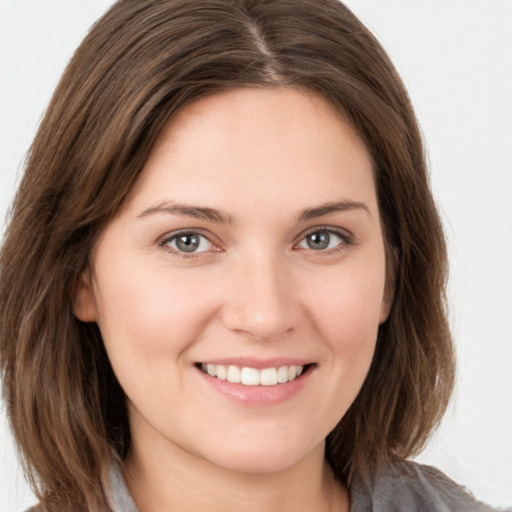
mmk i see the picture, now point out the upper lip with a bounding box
[196,358,313,369]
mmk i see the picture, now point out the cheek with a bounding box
[309,264,386,347]
[289,269,384,440]
[93,261,219,376]
[92,264,225,424]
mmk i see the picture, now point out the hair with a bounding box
[0,0,455,510]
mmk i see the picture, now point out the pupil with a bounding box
[307,231,330,250]
[176,233,200,252]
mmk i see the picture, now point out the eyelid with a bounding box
[157,228,222,256]
[297,225,353,240]
[156,225,353,257]
[294,225,354,251]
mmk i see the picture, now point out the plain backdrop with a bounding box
[1,1,511,510]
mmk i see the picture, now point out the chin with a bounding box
[213,454,303,475]
[201,434,321,475]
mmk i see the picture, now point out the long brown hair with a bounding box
[0,0,454,510]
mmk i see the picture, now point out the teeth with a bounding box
[216,365,227,380]
[200,363,306,386]
[227,365,241,383]
[207,364,217,377]
[277,365,289,383]
[241,367,260,386]
[260,367,278,386]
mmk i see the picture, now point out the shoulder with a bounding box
[350,459,508,512]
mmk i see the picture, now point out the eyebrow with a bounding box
[297,200,370,222]
[138,202,233,224]
[138,199,369,224]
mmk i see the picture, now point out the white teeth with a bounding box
[260,367,278,386]
[277,365,289,383]
[241,367,260,386]
[200,363,306,386]
[227,365,241,383]
[216,365,227,380]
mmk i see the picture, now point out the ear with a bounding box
[379,288,394,324]
[379,246,398,324]
[73,269,98,322]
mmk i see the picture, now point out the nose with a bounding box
[220,252,301,341]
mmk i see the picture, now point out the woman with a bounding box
[0,1,506,511]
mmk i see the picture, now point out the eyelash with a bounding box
[158,229,218,258]
[157,226,353,258]
[296,226,353,254]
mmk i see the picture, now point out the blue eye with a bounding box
[161,232,214,254]
[298,229,346,251]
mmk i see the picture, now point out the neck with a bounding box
[123,436,349,512]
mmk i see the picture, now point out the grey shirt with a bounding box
[106,459,510,512]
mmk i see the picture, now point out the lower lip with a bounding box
[196,366,314,406]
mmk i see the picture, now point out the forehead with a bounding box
[122,87,377,218]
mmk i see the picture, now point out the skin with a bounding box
[75,87,392,512]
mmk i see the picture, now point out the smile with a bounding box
[199,363,308,386]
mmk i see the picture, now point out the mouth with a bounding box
[196,362,315,386]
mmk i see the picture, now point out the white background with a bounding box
[1,1,511,510]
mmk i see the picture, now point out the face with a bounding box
[76,87,391,475]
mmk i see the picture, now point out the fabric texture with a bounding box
[105,459,510,512]
[349,460,507,512]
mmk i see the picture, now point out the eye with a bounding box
[297,228,348,251]
[160,231,216,254]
